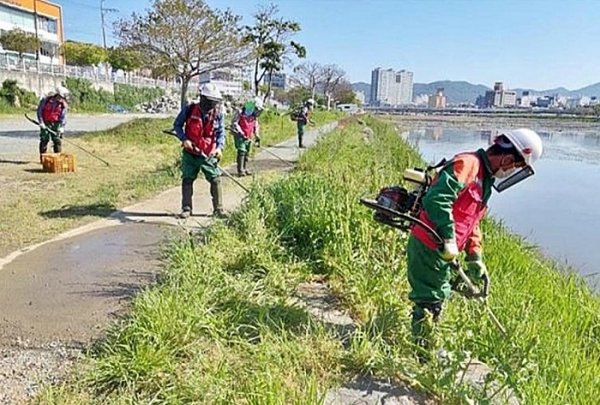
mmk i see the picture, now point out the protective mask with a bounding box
[494,167,517,179]
[200,97,218,112]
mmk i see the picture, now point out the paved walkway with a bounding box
[0,112,172,161]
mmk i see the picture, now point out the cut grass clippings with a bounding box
[34,116,600,404]
[0,110,342,258]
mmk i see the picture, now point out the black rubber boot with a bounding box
[179,178,194,218]
[210,177,225,218]
[243,154,251,176]
[53,140,62,153]
[411,302,442,364]
[39,140,48,155]
[237,152,245,177]
[298,135,304,148]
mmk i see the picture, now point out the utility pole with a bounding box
[100,0,118,49]
[33,0,39,60]
[100,0,118,80]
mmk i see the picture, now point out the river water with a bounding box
[401,125,600,282]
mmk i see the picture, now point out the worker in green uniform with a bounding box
[407,128,543,362]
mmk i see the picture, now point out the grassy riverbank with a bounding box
[35,116,600,404]
[0,110,341,258]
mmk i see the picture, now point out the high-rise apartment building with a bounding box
[397,69,413,105]
[482,81,517,108]
[370,67,413,106]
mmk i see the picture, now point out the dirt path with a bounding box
[0,121,337,403]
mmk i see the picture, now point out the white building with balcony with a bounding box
[0,0,63,66]
[198,67,245,98]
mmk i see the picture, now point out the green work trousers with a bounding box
[406,233,454,362]
[181,150,221,181]
[234,135,253,155]
[297,121,306,147]
[39,122,62,154]
[407,233,454,304]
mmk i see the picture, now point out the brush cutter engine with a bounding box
[373,185,422,224]
[360,160,448,239]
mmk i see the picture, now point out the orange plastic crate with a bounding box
[41,153,76,173]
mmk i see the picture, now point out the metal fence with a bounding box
[0,53,180,89]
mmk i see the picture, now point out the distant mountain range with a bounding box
[352,80,600,105]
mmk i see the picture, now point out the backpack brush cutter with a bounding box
[359,160,507,336]
[359,160,446,241]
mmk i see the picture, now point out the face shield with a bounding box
[489,129,543,193]
[493,164,535,192]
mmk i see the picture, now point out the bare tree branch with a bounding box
[291,61,325,98]
[113,0,252,108]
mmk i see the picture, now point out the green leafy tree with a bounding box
[114,0,250,109]
[61,40,108,66]
[108,46,143,72]
[151,65,177,81]
[243,3,306,101]
[0,29,41,61]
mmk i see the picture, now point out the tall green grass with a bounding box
[36,116,600,404]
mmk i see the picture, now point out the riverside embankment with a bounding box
[32,116,600,404]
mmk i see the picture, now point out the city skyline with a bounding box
[51,0,600,91]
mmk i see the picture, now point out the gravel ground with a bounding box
[0,341,81,404]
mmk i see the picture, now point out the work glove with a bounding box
[58,127,64,138]
[440,238,459,261]
[212,148,223,160]
[465,258,487,281]
[39,123,46,130]
[463,258,490,298]
[182,139,194,151]
[254,136,261,148]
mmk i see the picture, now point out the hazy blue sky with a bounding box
[57,0,599,90]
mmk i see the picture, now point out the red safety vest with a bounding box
[411,152,488,251]
[41,97,65,123]
[185,103,216,156]
[237,113,256,140]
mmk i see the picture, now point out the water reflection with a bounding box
[405,126,600,281]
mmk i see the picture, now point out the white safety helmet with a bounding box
[306,98,315,106]
[491,128,543,192]
[502,128,543,167]
[199,83,223,101]
[55,85,70,99]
